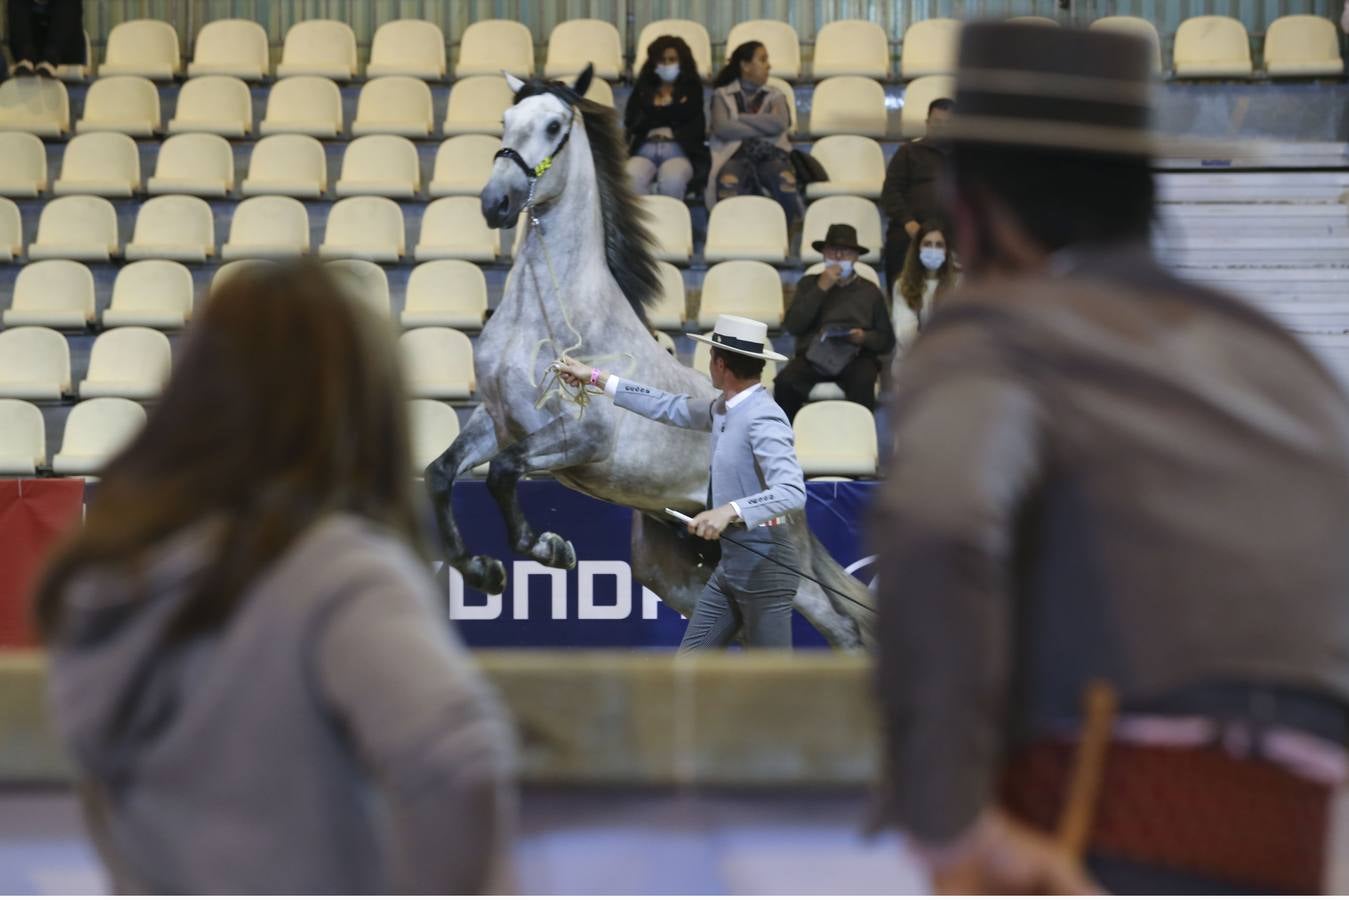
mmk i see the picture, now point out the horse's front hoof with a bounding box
[465,555,507,595]
[531,532,576,570]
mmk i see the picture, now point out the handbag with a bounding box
[804,329,861,378]
[790,149,829,188]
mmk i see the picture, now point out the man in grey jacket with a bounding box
[559,314,806,651]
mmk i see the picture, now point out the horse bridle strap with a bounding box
[495,125,573,181]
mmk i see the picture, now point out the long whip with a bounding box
[662,510,877,616]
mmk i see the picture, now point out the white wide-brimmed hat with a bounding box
[689,314,788,362]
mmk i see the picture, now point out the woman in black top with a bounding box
[7,0,85,77]
[624,35,708,200]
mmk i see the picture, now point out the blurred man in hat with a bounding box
[557,314,805,651]
[775,223,895,424]
[871,21,1349,895]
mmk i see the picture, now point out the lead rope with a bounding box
[517,118,634,419]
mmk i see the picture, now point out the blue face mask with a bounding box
[655,62,680,83]
[834,259,855,279]
[919,247,946,272]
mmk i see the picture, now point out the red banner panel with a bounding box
[0,479,85,648]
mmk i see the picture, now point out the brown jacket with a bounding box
[871,246,1349,843]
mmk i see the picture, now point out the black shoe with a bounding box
[13,60,36,76]
[35,62,57,78]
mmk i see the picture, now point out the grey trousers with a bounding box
[677,534,799,653]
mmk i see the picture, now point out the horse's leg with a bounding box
[487,415,608,570]
[425,406,506,595]
[629,511,718,620]
[790,522,875,651]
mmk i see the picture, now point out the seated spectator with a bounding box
[707,40,800,223]
[880,98,954,295]
[7,0,84,77]
[891,220,959,362]
[36,263,516,894]
[775,223,894,423]
[624,35,708,200]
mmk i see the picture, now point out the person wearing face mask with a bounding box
[624,35,708,200]
[880,98,955,297]
[775,224,894,424]
[706,41,800,223]
[891,221,960,364]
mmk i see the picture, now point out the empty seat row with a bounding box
[0,326,168,400]
[0,322,478,402]
[0,190,437,259]
[19,12,1339,102]
[0,131,382,200]
[3,259,190,329]
[5,384,875,479]
[55,17,621,84]
[0,72,618,141]
[0,249,823,337]
[513,191,881,267]
[0,190,888,267]
[0,257,498,331]
[0,396,145,476]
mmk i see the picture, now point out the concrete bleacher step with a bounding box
[1158,172,1349,189]
[1161,250,1349,266]
[1157,173,1349,204]
[1295,333,1349,388]
[1214,278,1349,293]
[1215,286,1349,304]
[1162,203,1349,220]
[1158,143,1349,171]
[1185,266,1349,282]
[1258,302,1349,333]
[1164,231,1349,243]
[1163,236,1349,250]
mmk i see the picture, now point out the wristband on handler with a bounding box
[589,368,602,387]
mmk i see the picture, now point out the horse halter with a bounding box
[494,114,575,195]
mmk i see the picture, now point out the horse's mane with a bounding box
[513,79,662,321]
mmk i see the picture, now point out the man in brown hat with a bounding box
[775,223,895,423]
[871,20,1349,895]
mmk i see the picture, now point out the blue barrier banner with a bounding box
[443,480,878,648]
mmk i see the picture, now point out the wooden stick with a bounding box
[1056,679,1119,859]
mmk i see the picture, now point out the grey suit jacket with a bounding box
[871,245,1349,844]
[609,379,806,528]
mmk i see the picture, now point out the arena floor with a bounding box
[0,787,929,894]
[4,786,1349,893]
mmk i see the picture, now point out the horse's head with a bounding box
[482,65,595,229]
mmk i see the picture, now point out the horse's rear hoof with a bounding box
[531,532,577,570]
[465,555,507,595]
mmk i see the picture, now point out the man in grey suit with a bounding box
[871,21,1349,895]
[559,314,806,651]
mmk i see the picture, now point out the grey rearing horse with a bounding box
[424,65,876,649]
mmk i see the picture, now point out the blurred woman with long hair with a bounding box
[625,34,708,199]
[36,263,515,893]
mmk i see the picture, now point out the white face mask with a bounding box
[919,247,946,272]
[833,259,855,279]
[655,62,680,83]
